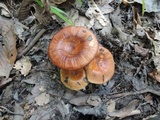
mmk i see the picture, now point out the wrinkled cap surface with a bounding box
[60,68,88,90]
[85,45,115,84]
[48,26,99,70]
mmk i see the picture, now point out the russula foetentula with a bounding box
[48,26,99,70]
[85,45,115,84]
[60,68,88,90]
[48,26,115,90]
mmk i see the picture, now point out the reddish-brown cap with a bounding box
[60,68,88,90]
[85,45,115,84]
[48,26,99,70]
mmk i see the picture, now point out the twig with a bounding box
[0,106,23,116]
[17,28,46,59]
[109,88,160,98]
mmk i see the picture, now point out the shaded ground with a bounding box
[0,0,160,120]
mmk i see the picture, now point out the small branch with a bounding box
[109,88,160,98]
[17,28,46,59]
[0,106,23,116]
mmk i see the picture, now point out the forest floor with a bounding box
[0,0,160,120]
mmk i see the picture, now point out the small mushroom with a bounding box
[60,68,88,90]
[48,26,99,70]
[85,45,115,84]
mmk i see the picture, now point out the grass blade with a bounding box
[50,6,74,26]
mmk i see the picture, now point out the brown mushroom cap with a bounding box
[85,45,115,84]
[60,68,88,90]
[48,26,99,70]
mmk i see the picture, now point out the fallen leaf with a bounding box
[35,92,50,106]
[13,103,24,120]
[73,102,107,117]
[134,44,149,56]
[148,69,160,82]
[13,19,29,41]
[0,2,11,17]
[143,112,160,120]
[134,0,160,13]
[144,93,153,105]
[14,56,32,76]
[56,101,70,119]
[63,8,94,28]
[86,0,112,35]
[86,96,101,107]
[0,78,12,88]
[106,99,116,113]
[69,94,101,107]
[0,16,17,78]
[51,0,66,4]
[108,99,140,118]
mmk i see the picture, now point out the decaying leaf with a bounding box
[35,92,50,106]
[106,99,116,113]
[13,19,29,41]
[0,2,11,17]
[0,16,17,78]
[108,99,140,119]
[134,0,160,13]
[0,78,12,88]
[73,102,107,117]
[14,56,32,76]
[148,69,160,82]
[56,101,70,119]
[86,0,108,27]
[18,0,33,20]
[49,0,66,4]
[134,44,149,56]
[69,94,101,107]
[86,0,112,34]
[143,112,160,120]
[153,33,160,72]
[13,103,24,120]
[110,6,132,43]
[62,8,94,28]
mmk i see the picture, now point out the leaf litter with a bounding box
[0,16,17,78]
[1,0,160,120]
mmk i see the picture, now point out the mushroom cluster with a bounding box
[48,26,115,90]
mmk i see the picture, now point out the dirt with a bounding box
[0,0,160,120]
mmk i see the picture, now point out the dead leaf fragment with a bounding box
[0,16,17,78]
[106,99,116,113]
[35,92,50,106]
[0,78,12,88]
[69,95,101,107]
[108,99,140,119]
[13,103,24,120]
[148,69,160,82]
[14,56,32,76]
[49,0,66,4]
[0,3,11,17]
[86,96,101,107]
[134,44,149,56]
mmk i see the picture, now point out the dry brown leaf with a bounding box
[14,56,32,76]
[0,16,17,78]
[148,69,160,82]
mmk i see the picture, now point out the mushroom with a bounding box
[48,26,99,70]
[85,45,115,84]
[60,68,88,90]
